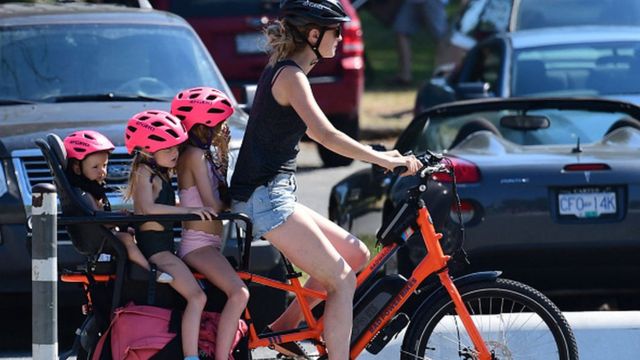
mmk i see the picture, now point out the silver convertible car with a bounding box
[329,97,640,310]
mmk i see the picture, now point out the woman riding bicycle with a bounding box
[229,0,421,358]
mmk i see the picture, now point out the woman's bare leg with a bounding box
[184,246,249,360]
[264,204,357,359]
[269,204,370,331]
[149,251,207,357]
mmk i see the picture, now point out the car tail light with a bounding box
[339,20,364,70]
[450,200,475,224]
[432,157,480,183]
[563,163,611,171]
[342,21,364,56]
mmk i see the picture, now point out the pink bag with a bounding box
[92,303,177,360]
[198,311,248,360]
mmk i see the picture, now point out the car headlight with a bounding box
[0,161,7,198]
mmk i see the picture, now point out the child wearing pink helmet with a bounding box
[172,87,249,360]
[123,110,216,360]
[63,130,172,283]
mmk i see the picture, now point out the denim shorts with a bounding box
[231,173,297,240]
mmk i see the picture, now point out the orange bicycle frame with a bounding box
[61,204,493,359]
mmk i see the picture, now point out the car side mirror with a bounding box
[239,84,257,114]
[456,82,492,99]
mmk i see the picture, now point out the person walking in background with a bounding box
[390,0,449,85]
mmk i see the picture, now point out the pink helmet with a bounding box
[171,87,234,132]
[124,110,188,154]
[63,130,115,160]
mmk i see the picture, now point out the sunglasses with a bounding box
[325,25,341,38]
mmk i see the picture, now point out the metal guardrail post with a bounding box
[31,183,58,360]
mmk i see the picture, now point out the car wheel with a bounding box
[317,114,358,167]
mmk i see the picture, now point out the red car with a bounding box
[153,0,365,166]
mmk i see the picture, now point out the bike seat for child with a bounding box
[36,134,133,308]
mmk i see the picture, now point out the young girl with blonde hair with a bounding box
[123,110,216,360]
[172,86,249,360]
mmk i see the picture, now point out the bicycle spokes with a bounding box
[424,297,564,359]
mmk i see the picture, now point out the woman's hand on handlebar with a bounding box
[382,153,422,177]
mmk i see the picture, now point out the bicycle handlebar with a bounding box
[391,150,449,178]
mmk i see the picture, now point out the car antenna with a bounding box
[571,136,582,153]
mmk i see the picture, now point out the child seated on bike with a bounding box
[63,130,172,283]
[123,111,216,360]
[172,86,249,360]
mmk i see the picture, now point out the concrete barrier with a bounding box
[358,311,640,359]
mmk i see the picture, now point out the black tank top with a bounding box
[135,174,176,232]
[230,60,308,201]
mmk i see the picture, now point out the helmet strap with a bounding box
[290,25,325,65]
[308,28,326,65]
[188,129,214,151]
[136,150,169,183]
[65,164,112,211]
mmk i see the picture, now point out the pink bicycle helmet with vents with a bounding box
[125,110,188,154]
[171,87,234,132]
[64,130,115,160]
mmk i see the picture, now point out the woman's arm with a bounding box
[273,67,418,173]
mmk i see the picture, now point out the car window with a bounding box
[512,42,640,96]
[414,109,635,152]
[168,0,280,18]
[463,43,503,92]
[516,0,640,30]
[0,24,228,102]
[455,0,512,39]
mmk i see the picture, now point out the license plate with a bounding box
[558,191,616,218]
[235,32,265,54]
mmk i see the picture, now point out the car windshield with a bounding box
[511,42,640,97]
[0,24,230,102]
[414,108,636,152]
[516,0,640,30]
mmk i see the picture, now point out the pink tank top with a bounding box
[179,163,223,207]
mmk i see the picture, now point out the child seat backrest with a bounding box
[36,133,113,255]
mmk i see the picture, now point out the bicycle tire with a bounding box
[401,278,578,360]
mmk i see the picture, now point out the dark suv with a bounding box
[0,2,285,326]
[152,0,365,167]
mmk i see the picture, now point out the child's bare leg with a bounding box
[115,232,172,282]
[115,232,149,270]
[149,251,207,357]
[184,246,249,360]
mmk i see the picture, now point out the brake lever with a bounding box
[419,163,449,178]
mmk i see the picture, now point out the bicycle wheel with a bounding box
[401,278,578,360]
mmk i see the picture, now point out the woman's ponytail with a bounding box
[265,19,310,65]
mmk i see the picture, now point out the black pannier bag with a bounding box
[376,199,418,246]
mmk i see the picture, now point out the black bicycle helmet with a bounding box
[281,0,351,26]
[280,0,351,63]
